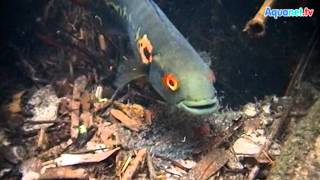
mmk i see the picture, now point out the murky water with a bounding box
[156,0,318,108]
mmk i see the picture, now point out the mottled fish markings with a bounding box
[92,0,219,115]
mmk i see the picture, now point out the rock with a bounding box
[243,103,258,117]
[23,85,60,132]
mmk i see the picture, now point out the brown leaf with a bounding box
[110,109,143,132]
[244,118,261,133]
[40,167,88,179]
[80,111,93,128]
[188,148,228,180]
[96,122,119,148]
[54,147,120,166]
[55,79,73,97]
[144,109,154,125]
[120,104,145,121]
[70,100,80,139]
[80,91,91,111]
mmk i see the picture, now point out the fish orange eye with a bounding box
[163,73,179,91]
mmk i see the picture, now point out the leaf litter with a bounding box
[0,0,319,179]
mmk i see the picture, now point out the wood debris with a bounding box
[1,0,318,179]
[147,152,158,180]
[121,148,147,180]
[110,109,143,132]
[187,148,229,180]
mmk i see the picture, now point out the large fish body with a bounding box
[92,0,219,115]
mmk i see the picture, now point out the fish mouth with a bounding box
[177,98,219,115]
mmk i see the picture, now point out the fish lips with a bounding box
[177,97,219,115]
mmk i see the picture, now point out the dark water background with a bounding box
[0,0,319,108]
[156,0,319,107]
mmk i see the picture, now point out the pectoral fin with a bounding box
[114,60,148,88]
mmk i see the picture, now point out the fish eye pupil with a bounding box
[169,79,175,86]
[163,73,179,91]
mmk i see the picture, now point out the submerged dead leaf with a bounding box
[187,148,228,180]
[110,109,143,132]
[95,122,119,148]
[80,111,93,128]
[144,109,153,125]
[244,118,261,133]
[70,100,80,139]
[40,167,88,179]
[80,91,91,111]
[120,104,145,120]
[233,135,266,157]
[54,147,120,166]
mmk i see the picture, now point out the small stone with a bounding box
[243,103,258,117]
[272,96,279,103]
[262,103,271,114]
[261,116,274,126]
[269,143,281,156]
[256,129,265,136]
[23,85,60,132]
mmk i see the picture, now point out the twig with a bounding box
[24,119,69,124]
[243,0,276,38]
[285,25,320,96]
[248,164,260,180]
[147,152,157,180]
[10,44,49,84]
[154,154,191,172]
[96,86,124,115]
[132,90,166,105]
[122,148,147,180]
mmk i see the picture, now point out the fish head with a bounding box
[149,51,219,115]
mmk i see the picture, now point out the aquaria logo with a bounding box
[264,7,314,19]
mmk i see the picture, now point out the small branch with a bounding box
[243,0,276,38]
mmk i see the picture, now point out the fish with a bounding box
[89,0,219,115]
